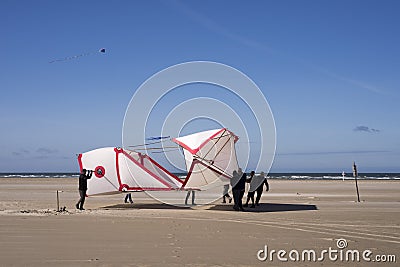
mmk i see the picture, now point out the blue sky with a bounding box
[0,0,399,172]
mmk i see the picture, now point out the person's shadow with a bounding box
[209,203,318,212]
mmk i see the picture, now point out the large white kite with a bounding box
[78,128,239,196]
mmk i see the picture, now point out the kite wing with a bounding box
[78,147,120,195]
[78,147,182,196]
[172,128,239,189]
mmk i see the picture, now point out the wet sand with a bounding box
[0,178,399,266]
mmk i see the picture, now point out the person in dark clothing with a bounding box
[238,170,247,210]
[76,168,93,210]
[244,171,256,208]
[185,190,196,205]
[231,168,246,211]
[255,172,269,206]
[124,193,133,204]
[222,184,232,203]
[230,170,239,210]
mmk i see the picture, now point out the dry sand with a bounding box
[0,178,399,266]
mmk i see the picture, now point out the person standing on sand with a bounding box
[222,183,233,203]
[124,193,133,204]
[230,170,239,209]
[231,168,246,211]
[255,171,269,206]
[76,169,93,210]
[185,190,196,205]
[244,171,256,208]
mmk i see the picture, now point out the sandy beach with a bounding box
[0,178,398,266]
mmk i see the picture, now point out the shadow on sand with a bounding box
[101,203,191,210]
[101,202,318,212]
[209,203,318,212]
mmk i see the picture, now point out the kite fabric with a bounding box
[78,147,183,196]
[172,128,239,189]
[77,128,239,195]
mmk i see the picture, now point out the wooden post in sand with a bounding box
[56,190,60,211]
[353,162,360,202]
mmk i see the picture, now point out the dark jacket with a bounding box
[78,171,92,190]
[233,173,246,191]
[256,178,269,192]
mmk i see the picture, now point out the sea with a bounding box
[0,173,399,180]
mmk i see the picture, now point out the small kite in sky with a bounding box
[49,48,106,63]
[146,136,171,141]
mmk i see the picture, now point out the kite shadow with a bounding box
[100,203,318,212]
[208,203,318,213]
[101,203,192,210]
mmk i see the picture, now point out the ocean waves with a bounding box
[0,173,399,180]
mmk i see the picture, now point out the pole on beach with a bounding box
[352,162,360,202]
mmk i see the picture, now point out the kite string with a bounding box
[101,175,120,191]
[210,136,231,161]
[201,129,227,160]
[193,155,231,178]
[132,146,179,151]
[128,138,170,148]
[49,52,92,63]
[150,148,180,153]
[49,48,105,63]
